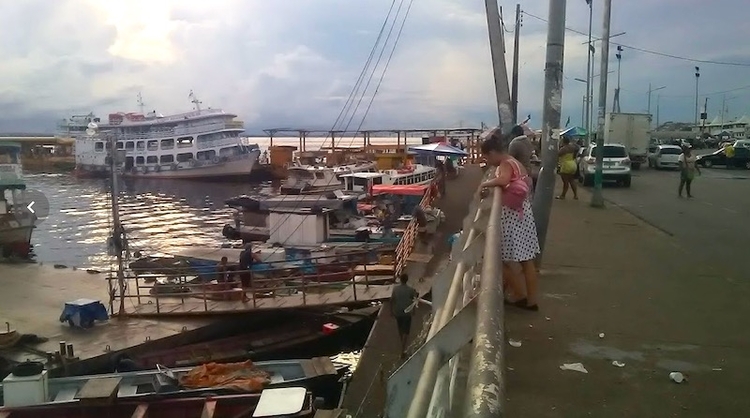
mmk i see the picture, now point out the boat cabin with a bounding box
[0,142,24,189]
[268,207,332,246]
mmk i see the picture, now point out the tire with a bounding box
[583,175,594,187]
[745,161,750,170]
[703,160,713,168]
[622,176,632,188]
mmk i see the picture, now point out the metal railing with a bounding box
[386,167,505,417]
[394,183,438,276]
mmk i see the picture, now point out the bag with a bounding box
[502,159,530,212]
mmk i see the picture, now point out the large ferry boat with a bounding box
[58,93,261,181]
[0,142,35,257]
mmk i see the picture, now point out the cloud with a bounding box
[0,0,749,135]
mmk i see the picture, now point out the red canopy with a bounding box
[372,184,428,196]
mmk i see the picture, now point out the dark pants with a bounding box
[395,315,412,336]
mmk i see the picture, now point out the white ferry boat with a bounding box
[58,93,261,181]
[340,163,437,193]
[0,142,35,257]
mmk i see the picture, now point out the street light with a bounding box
[695,67,701,124]
[614,46,623,112]
[647,84,666,120]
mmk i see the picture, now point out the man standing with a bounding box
[390,273,419,356]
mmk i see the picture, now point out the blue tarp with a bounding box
[59,299,109,329]
[560,126,587,137]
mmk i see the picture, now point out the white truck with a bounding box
[603,112,652,170]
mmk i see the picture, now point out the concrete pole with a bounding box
[511,4,522,124]
[584,0,593,146]
[485,0,514,132]
[532,0,567,259]
[590,0,612,208]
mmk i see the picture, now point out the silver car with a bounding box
[647,144,682,170]
[577,143,632,187]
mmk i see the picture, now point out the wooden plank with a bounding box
[78,376,122,404]
[201,399,217,418]
[131,404,149,418]
[406,253,434,264]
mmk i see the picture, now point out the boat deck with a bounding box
[125,283,394,317]
[0,264,216,371]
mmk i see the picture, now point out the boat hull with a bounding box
[0,220,34,258]
[74,151,261,182]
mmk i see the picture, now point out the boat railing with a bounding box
[393,181,437,277]
[107,251,394,316]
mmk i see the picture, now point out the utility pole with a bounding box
[532,0,567,259]
[613,46,622,113]
[590,0,612,208]
[511,4,522,124]
[485,0,514,132]
[584,0,593,145]
[694,67,700,126]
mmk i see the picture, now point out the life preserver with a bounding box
[188,159,196,168]
[212,157,220,164]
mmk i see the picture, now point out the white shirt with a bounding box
[679,154,696,172]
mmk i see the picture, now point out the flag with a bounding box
[565,116,571,127]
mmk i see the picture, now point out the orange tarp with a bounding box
[372,184,428,196]
[179,360,271,392]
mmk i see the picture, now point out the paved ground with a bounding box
[505,175,750,417]
[596,165,750,280]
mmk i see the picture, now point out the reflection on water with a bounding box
[23,173,272,270]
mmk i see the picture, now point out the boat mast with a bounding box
[137,92,145,115]
[189,90,202,112]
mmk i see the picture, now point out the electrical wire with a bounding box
[521,10,750,67]
[258,0,418,257]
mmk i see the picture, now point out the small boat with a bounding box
[0,387,317,418]
[132,307,378,370]
[0,358,342,408]
[0,142,35,258]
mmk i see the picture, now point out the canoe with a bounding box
[0,387,316,418]
[132,307,377,370]
[0,358,340,408]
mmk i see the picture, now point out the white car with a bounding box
[647,144,682,170]
[577,143,632,187]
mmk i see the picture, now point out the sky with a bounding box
[1,0,749,135]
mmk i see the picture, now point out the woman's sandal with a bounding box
[555,195,565,200]
[505,298,539,311]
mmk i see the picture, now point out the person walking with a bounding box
[556,136,579,200]
[480,129,541,311]
[390,273,419,356]
[725,143,735,169]
[678,145,700,198]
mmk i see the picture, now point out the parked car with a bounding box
[733,139,750,149]
[577,143,632,187]
[647,145,682,170]
[696,146,750,169]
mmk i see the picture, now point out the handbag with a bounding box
[502,160,530,213]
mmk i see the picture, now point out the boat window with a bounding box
[160,154,174,164]
[176,152,194,162]
[116,141,124,149]
[177,136,194,148]
[197,150,217,161]
[219,146,240,157]
[372,177,383,185]
[147,140,158,151]
[353,177,370,187]
[146,156,158,164]
[315,171,326,179]
[95,142,104,152]
[125,141,135,151]
[160,139,175,150]
[136,156,145,165]
[136,141,145,151]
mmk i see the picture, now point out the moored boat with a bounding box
[0,142,35,258]
[58,92,261,181]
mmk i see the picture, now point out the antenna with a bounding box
[188,90,202,112]
[137,92,145,114]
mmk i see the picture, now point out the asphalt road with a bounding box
[589,163,750,280]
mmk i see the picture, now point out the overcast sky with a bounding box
[1,0,748,135]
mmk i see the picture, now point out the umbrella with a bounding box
[560,126,587,137]
[409,143,468,156]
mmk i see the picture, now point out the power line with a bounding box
[521,10,750,68]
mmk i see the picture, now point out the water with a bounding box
[23,173,270,270]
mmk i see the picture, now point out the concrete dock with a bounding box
[340,165,484,416]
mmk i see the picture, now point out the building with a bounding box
[692,116,750,139]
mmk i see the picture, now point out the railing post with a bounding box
[464,186,505,417]
[202,281,208,311]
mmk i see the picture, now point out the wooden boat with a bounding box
[0,358,340,408]
[132,307,377,369]
[0,387,317,418]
